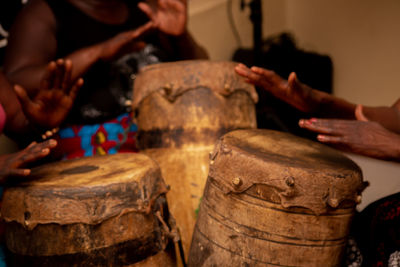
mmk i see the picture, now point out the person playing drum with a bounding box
[235,63,400,267]
[4,0,209,159]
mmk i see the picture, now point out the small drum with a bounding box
[1,153,176,266]
[189,129,367,266]
[132,60,258,258]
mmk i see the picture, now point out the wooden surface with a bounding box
[133,60,258,260]
[188,129,366,267]
[1,153,176,266]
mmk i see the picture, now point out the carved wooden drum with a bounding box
[1,153,176,266]
[132,60,258,258]
[188,129,367,266]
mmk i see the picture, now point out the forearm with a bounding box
[362,105,400,134]
[314,90,357,119]
[65,44,103,82]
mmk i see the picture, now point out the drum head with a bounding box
[1,153,167,228]
[209,129,366,214]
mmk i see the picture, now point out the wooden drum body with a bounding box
[132,60,258,258]
[1,153,176,266]
[189,129,367,266]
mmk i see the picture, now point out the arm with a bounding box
[235,64,400,133]
[360,99,400,134]
[234,64,356,118]
[298,117,400,162]
[138,0,209,59]
[3,0,58,94]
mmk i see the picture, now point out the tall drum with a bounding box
[132,60,258,258]
[189,129,367,266]
[1,153,176,266]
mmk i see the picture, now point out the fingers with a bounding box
[69,78,84,101]
[355,104,369,121]
[299,118,348,145]
[18,139,57,165]
[163,0,186,10]
[250,66,276,78]
[298,118,341,135]
[4,140,56,176]
[61,59,73,93]
[316,134,344,144]
[235,64,267,85]
[14,84,35,111]
[235,63,252,79]
[53,58,66,89]
[138,2,155,21]
[288,72,298,88]
[40,61,57,91]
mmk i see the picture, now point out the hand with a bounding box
[98,21,153,61]
[298,117,400,161]
[235,64,320,113]
[138,0,187,36]
[0,139,57,183]
[13,59,84,129]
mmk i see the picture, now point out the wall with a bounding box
[285,0,400,106]
[282,0,400,210]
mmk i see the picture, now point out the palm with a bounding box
[14,59,83,129]
[27,89,75,127]
[138,0,187,36]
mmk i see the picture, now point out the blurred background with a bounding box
[187,0,400,210]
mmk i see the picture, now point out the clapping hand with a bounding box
[138,0,187,36]
[13,59,83,129]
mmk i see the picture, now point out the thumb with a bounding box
[288,72,298,89]
[14,84,33,110]
[355,104,369,121]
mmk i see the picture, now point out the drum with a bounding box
[188,129,368,266]
[1,153,177,266]
[132,60,258,259]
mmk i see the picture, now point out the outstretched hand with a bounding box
[235,64,320,113]
[0,139,57,183]
[138,0,187,36]
[13,59,83,129]
[298,116,400,161]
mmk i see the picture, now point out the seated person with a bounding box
[235,63,400,266]
[4,0,209,159]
